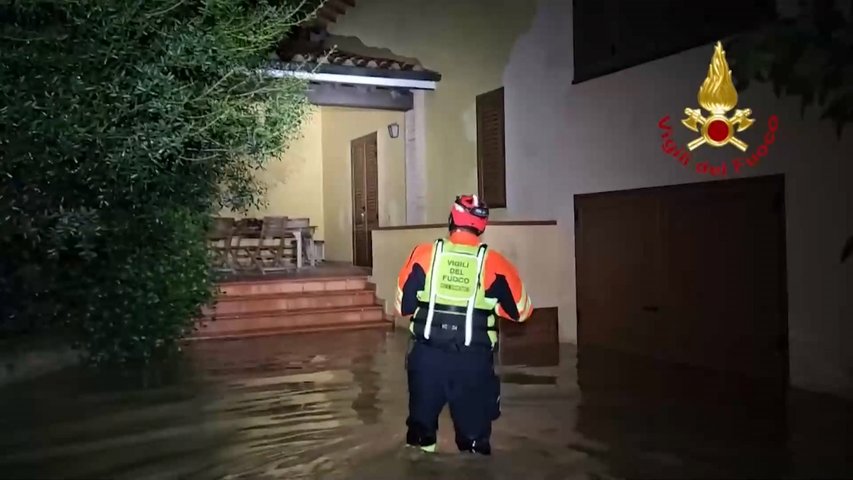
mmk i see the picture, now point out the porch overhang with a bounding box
[304,83,415,111]
[265,63,439,91]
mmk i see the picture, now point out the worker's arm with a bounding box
[395,243,433,317]
[483,251,533,322]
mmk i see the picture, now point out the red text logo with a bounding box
[658,114,779,177]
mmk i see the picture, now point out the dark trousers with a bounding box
[405,341,500,454]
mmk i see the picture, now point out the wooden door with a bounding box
[661,176,787,381]
[350,133,379,267]
[575,175,788,383]
[575,190,665,358]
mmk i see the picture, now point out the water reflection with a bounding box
[0,330,851,479]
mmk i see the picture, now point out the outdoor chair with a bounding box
[256,216,302,273]
[286,217,316,267]
[231,218,263,272]
[207,217,235,272]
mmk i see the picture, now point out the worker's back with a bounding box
[397,194,533,456]
[396,230,533,350]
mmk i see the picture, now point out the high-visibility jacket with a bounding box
[395,230,533,349]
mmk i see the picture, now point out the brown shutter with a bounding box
[351,140,368,266]
[364,133,379,267]
[365,134,379,228]
[350,132,378,267]
[476,87,507,208]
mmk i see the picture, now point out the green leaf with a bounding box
[729,14,853,134]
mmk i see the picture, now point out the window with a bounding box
[572,0,777,84]
[476,87,506,208]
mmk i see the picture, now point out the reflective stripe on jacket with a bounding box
[395,230,533,349]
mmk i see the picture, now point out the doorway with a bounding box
[350,132,379,267]
[574,175,788,384]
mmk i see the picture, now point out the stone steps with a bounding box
[217,276,370,296]
[189,273,393,340]
[203,289,377,316]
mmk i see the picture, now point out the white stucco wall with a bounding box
[503,0,853,397]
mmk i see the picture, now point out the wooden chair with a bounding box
[313,241,325,263]
[231,218,262,272]
[286,217,315,267]
[257,216,302,273]
[207,217,235,271]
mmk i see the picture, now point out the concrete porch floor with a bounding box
[0,329,851,479]
[216,261,371,283]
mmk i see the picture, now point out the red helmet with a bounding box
[449,194,489,235]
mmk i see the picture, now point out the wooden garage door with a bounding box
[575,175,788,383]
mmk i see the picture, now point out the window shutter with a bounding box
[365,134,379,226]
[351,141,367,266]
[476,87,507,208]
[350,132,378,268]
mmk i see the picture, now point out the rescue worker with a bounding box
[395,194,533,455]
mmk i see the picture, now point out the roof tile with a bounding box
[279,47,429,74]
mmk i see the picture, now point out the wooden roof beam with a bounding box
[301,0,354,28]
[323,1,347,15]
[318,9,339,23]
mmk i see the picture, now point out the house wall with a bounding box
[328,0,852,398]
[321,107,407,262]
[502,0,853,397]
[230,105,407,254]
[236,108,326,240]
[328,0,538,222]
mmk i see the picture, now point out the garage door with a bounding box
[575,175,788,383]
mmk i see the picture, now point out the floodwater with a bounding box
[1,329,852,479]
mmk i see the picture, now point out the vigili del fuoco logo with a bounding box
[658,41,779,176]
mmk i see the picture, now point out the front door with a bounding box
[350,132,379,267]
